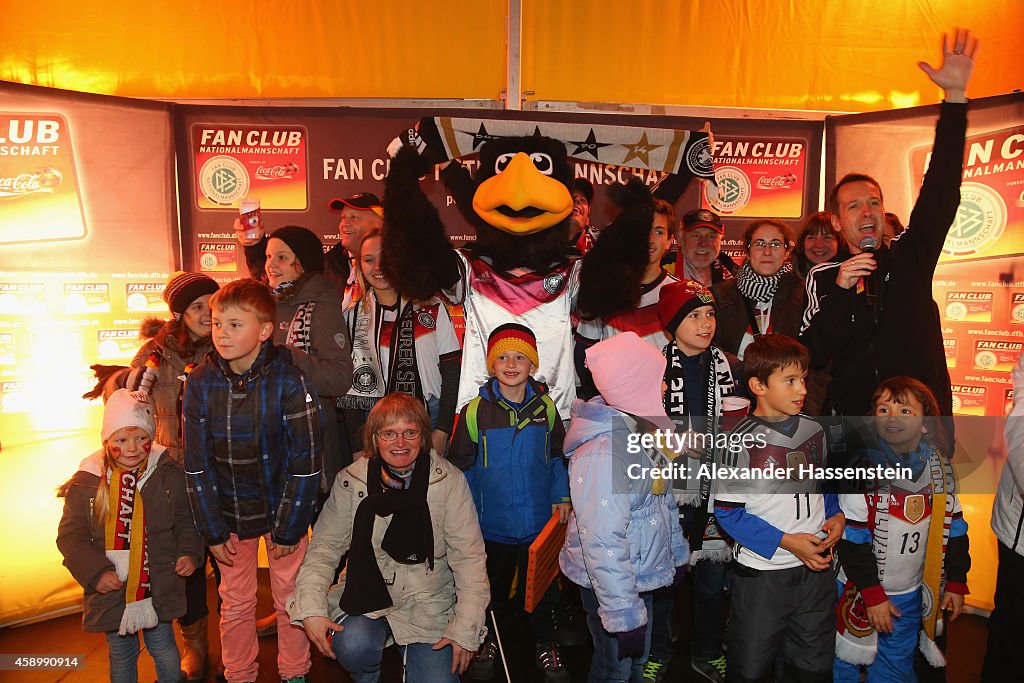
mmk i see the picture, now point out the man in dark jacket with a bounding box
[800,28,977,419]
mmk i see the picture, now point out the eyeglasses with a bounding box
[751,239,787,251]
[376,429,422,442]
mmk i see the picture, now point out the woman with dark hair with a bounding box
[124,271,219,680]
[712,218,826,414]
[794,211,845,279]
[265,226,354,486]
[289,393,489,682]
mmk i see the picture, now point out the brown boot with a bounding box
[179,616,209,681]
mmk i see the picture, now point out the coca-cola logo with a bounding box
[255,163,299,180]
[756,174,796,190]
[0,167,62,198]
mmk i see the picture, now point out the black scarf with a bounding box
[387,301,422,400]
[663,342,736,554]
[339,451,434,616]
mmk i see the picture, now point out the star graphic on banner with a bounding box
[621,131,663,167]
[468,123,500,150]
[569,128,613,160]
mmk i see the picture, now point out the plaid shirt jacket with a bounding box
[183,341,322,546]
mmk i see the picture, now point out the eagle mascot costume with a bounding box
[382,118,714,417]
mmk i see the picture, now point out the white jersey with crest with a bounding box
[839,466,962,597]
[576,269,676,351]
[715,416,829,570]
[443,250,581,419]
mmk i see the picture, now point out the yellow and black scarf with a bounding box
[104,460,158,635]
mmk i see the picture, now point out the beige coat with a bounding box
[288,453,489,651]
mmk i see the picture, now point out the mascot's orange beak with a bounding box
[472,152,573,235]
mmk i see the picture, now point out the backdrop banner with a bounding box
[0,81,177,627]
[173,105,823,277]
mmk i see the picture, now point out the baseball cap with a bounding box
[572,177,594,204]
[681,209,724,234]
[329,192,383,217]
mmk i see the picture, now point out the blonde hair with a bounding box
[355,229,384,307]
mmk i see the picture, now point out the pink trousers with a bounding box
[217,533,310,682]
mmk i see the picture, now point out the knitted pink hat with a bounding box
[585,332,670,421]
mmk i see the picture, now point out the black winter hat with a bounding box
[269,226,325,274]
[163,271,219,320]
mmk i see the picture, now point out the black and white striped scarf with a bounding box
[663,343,737,562]
[735,260,792,304]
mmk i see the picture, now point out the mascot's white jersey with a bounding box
[444,250,581,419]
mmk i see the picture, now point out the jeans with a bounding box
[834,587,923,683]
[106,621,180,683]
[331,614,460,683]
[426,395,441,430]
[580,586,653,683]
[648,585,676,660]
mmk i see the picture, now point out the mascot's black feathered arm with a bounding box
[577,176,654,320]
[381,146,462,301]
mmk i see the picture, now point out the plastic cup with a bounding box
[239,198,261,239]
[721,396,751,417]
[721,396,752,431]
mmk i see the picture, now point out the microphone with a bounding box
[858,236,879,324]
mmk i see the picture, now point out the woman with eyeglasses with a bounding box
[793,211,846,279]
[289,392,489,682]
[712,219,826,413]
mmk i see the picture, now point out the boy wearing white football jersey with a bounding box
[714,334,845,682]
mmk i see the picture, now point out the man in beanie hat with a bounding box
[484,322,539,374]
[657,279,743,682]
[558,331,689,679]
[448,322,570,681]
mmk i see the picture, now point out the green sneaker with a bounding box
[691,654,726,682]
[641,656,668,682]
[281,677,306,683]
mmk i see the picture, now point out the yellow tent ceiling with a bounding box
[0,0,1019,113]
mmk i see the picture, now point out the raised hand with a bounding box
[918,28,979,103]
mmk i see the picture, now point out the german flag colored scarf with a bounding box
[104,461,158,635]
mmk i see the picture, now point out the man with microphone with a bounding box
[800,27,977,420]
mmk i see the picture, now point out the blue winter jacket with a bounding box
[559,398,689,633]
[448,378,569,544]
